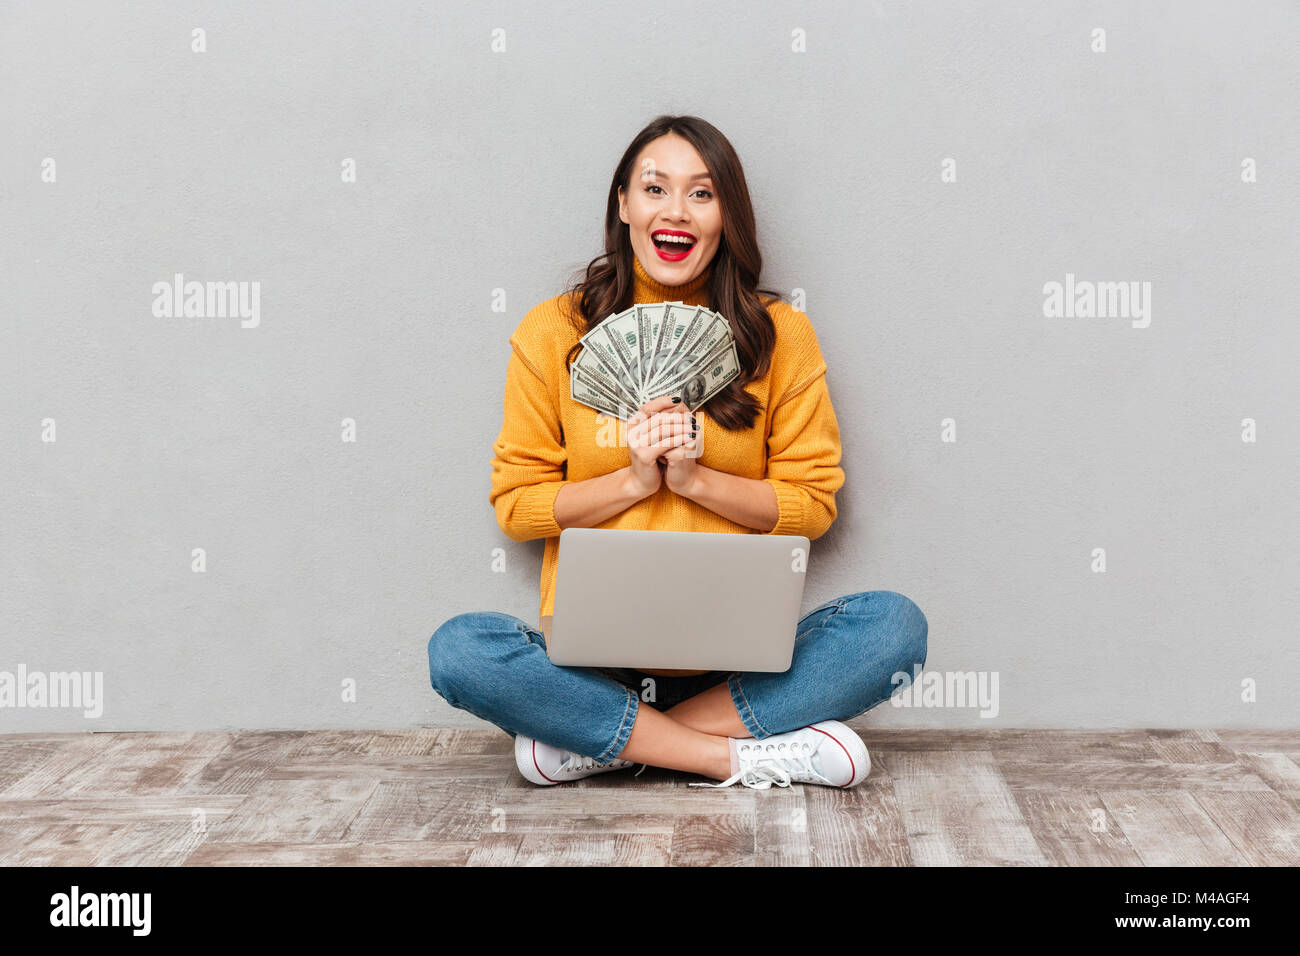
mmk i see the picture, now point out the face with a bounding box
[617,133,722,288]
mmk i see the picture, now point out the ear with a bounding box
[617,186,628,225]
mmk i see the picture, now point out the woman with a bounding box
[428,115,928,790]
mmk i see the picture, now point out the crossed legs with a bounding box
[619,684,743,780]
[428,591,929,781]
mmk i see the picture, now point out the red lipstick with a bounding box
[651,228,697,262]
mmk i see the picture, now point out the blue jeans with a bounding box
[427,590,928,767]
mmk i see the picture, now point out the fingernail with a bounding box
[690,416,697,426]
[671,396,680,403]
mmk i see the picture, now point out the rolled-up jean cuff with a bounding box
[727,674,770,739]
[598,687,640,764]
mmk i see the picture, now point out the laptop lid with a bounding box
[548,527,811,672]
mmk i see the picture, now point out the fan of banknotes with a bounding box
[569,301,741,420]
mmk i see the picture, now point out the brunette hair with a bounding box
[561,115,784,431]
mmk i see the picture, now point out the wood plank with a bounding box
[286,730,376,759]
[803,765,913,866]
[1216,731,1300,751]
[1232,753,1300,805]
[509,832,671,866]
[670,812,756,866]
[263,754,511,782]
[474,811,677,834]
[2,729,1293,867]
[1010,789,1143,866]
[1100,792,1247,866]
[888,750,1048,866]
[185,841,476,866]
[340,778,501,843]
[363,729,511,756]
[755,786,812,866]
[0,735,79,793]
[488,784,755,815]
[91,820,211,867]
[1193,790,1300,866]
[996,753,1272,791]
[2,734,129,798]
[465,832,524,866]
[204,777,380,844]
[848,729,1158,757]
[1146,729,1237,764]
[0,794,246,825]
[0,823,133,866]
[18,732,235,796]
[177,731,308,795]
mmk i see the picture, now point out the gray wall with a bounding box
[2,0,1296,732]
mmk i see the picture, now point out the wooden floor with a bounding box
[1,727,1298,866]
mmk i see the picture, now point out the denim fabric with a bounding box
[427,590,927,767]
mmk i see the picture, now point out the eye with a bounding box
[644,183,713,199]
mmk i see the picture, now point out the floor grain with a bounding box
[1,728,1294,866]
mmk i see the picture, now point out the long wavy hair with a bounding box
[561,115,784,431]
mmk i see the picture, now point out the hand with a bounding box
[624,394,693,498]
[661,405,701,496]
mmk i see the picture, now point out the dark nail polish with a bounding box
[671,396,681,403]
[690,416,697,426]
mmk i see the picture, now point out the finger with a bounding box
[632,408,691,449]
[631,408,679,439]
[647,408,696,429]
[629,403,674,435]
[646,431,694,457]
[644,411,692,437]
[644,424,692,452]
[662,436,698,462]
[637,394,686,421]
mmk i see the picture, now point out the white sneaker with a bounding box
[514,734,638,785]
[688,720,871,790]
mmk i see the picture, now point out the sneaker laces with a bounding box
[557,752,602,773]
[689,737,833,789]
[555,752,638,775]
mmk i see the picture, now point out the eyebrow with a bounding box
[642,169,713,181]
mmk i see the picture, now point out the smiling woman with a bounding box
[427,114,929,792]
[565,117,780,432]
[622,140,717,269]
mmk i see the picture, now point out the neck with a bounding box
[632,254,713,304]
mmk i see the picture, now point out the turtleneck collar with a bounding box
[631,254,713,305]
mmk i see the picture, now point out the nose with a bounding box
[662,209,690,229]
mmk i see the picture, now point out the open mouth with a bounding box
[651,230,696,258]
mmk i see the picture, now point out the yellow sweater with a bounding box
[489,254,845,677]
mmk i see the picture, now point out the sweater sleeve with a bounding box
[761,313,845,539]
[488,334,567,542]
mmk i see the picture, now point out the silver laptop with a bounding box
[547,527,811,672]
